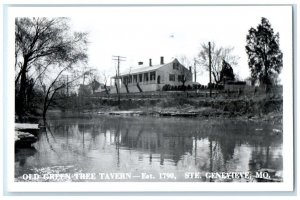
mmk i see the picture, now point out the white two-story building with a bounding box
[111,57,193,93]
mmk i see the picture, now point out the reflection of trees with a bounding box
[88,117,282,171]
[114,119,121,168]
[78,123,94,133]
[249,145,283,172]
[15,147,37,167]
[165,136,193,165]
[38,116,282,176]
[192,120,282,179]
[118,123,194,166]
[43,121,59,156]
[219,138,236,163]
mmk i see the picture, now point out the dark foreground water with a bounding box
[15,115,283,182]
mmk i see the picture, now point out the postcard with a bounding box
[3,2,295,193]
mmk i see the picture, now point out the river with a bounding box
[15,114,283,182]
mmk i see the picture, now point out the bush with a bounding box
[178,85,187,91]
[163,84,194,91]
[216,84,224,90]
[162,84,171,91]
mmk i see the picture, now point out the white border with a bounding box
[4,3,295,193]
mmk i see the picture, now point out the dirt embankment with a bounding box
[91,95,282,123]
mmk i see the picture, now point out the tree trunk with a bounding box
[42,94,48,121]
[136,83,143,93]
[42,107,47,121]
[124,83,129,93]
[16,58,29,121]
[104,84,109,95]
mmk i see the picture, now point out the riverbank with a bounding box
[15,123,39,148]
[20,92,282,126]
[80,95,283,125]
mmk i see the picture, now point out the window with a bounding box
[144,73,149,82]
[178,75,184,82]
[150,71,156,81]
[133,75,137,83]
[128,75,132,83]
[173,62,179,70]
[123,76,128,84]
[169,74,175,81]
[139,74,143,82]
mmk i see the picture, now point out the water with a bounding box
[15,115,283,182]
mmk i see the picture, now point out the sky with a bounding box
[11,6,293,85]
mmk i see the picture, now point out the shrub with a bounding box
[162,84,171,91]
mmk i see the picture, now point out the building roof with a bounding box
[119,64,163,76]
[114,58,179,78]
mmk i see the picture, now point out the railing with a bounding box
[126,80,156,86]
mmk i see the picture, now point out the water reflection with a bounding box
[15,147,37,167]
[15,115,282,182]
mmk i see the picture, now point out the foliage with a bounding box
[220,60,235,83]
[198,42,239,84]
[207,83,224,90]
[15,17,88,121]
[162,84,195,91]
[245,17,283,86]
[78,84,92,96]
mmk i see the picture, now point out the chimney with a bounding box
[160,56,164,64]
[189,66,192,72]
[149,59,152,66]
[138,61,143,65]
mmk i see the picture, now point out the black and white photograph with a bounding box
[3,1,295,193]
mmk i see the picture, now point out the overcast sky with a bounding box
[12,6,293,85]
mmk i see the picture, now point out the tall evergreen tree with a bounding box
[245,17,283,87]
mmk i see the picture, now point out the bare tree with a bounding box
[100,71,110,95]
[178,55,200,83]
[15,17,88,121]
[178,65,193,90]
[85,68,112,95]
[178,55,192,70]
[40,64,92,121]
[82,68,100,94]
[197,42,239,85]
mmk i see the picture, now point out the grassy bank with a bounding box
[72,93,282,124]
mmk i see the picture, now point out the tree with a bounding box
[245,17,283,88]
[178,55,199,83]
[100,71,110,95]
[15,17,88,121]
[82,68,100,94]
[198,42,239,84]
[220,59,235,83]
[178,65,192,90]
[40,66,91,120]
